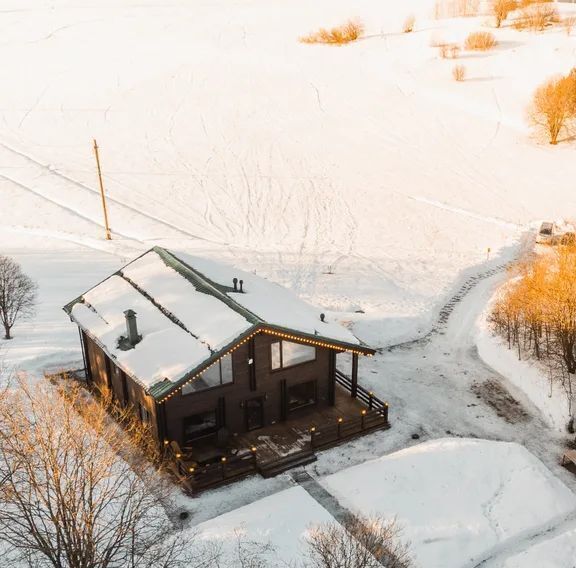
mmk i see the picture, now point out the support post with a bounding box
[328,351,336,406]
[93,139,112,240]
[248,338,257,391]
[351,353,358,398]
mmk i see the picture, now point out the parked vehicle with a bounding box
[536,222,556,244]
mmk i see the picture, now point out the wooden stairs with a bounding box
[258,449,317,478]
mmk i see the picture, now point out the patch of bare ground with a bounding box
[471,379,530,424]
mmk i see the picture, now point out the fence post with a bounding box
[361,409,366,430]
[368,392,374,410]
[310,426,316,448]
[337,417,343,438]
[384,402,389,424]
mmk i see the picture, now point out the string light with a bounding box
[158,327,374,403]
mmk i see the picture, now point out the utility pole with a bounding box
[93,139,111,240]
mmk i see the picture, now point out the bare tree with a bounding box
[0,377,218,568]
[0,256,37,340]
[529,74,576,144]
[304,514,413,568]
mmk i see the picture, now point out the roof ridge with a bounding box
[119,270,215,354]
[154,247,263,325]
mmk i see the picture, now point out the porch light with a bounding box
[175,453,182,459]
[163,440,169,446]
[337,417,343,423]
[310,426,316,433]
[189,467,195,473]
[251,446,257,453]
[361,409,367,416]
[221,456,227,463]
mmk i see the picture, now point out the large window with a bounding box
[183,410,217,442]
[271,340,316,370]
[182,354,234,395]
[287,381,317,411]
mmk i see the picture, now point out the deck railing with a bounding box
[335,369,389,419]
[309,371,390,450]
[165,443,258,494]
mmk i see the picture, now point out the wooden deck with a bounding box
[235,386,380,465]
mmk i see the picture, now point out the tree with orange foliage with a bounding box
[529,73,576,144]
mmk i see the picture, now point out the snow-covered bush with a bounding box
[300,19,365,45]
[465,31,497,51]
[453,64,466,81]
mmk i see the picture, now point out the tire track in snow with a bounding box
[386,262,511,352]
[0,141,217,245]
[408,195,520,230]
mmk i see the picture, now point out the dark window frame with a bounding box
[181,354,235,397]
[270,340,317,372]
[287,380,318,412]
[182,409,219,443]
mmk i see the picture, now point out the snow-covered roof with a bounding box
[64,247,372,399]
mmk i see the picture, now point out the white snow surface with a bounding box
[189,439,576,568]
[172,250,361,344]
[2,0,576,564]
[194,486,335,564]
[500,521,576,568]
[321,438,576,568]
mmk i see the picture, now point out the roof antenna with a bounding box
[233,277,238,292]
[320,313,325,322]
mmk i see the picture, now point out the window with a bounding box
[287,381,317,411]
[270,340,316,370]
[182,354,234,395]
[183,410,217,442]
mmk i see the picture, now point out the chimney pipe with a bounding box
[320,313,325,322]
[124,309,140,347]
[233,277,238,292]
[239,279,244,293]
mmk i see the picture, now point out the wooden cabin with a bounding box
[64,247,385,482]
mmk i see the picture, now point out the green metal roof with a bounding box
[63,246,375,402]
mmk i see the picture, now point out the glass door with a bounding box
[245,397,264,431]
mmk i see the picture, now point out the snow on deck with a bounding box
[172,250,360,345]
[71,274,212,388]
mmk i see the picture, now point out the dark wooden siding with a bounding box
[82,332,160,443]
[163,333,334,446]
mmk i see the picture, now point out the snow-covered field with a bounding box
[3,0,576,565]
[195,439,576,568]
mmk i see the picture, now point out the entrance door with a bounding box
[245,397,264,431]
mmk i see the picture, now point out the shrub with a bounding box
[528,73,576,144]
[403,14,416,33]
[300,19,364,45]
[491,0,518,28]
[513,1,557,31]
[439,43,461,58]
[453,64,466,81]
[563,15,576,36]
[465,31,497,50]
[434,0,480,18]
